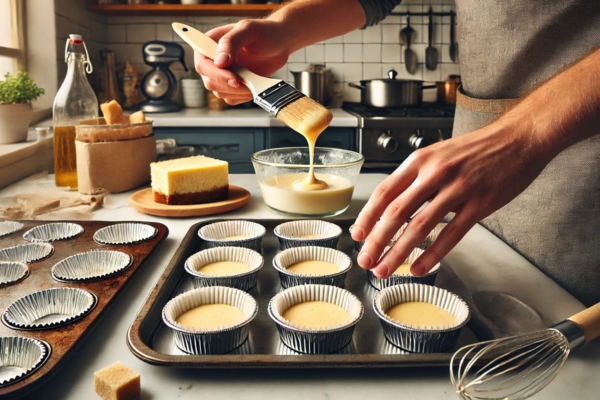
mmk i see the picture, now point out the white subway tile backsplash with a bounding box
[157,24,174,42]
[288,49,305,63]
[324,44,344,63]
[343,29,363,44]
[108,24,127,44]
[362,44,381,63]
[336,63,363,82]
[382,24,400,44]
[127,24,156,44]
[441,63,461,78]
[363,25,381,43]
[363,63,382,80]
[344,44,363,63]
[306,45,325,63]
[382,44,401,63]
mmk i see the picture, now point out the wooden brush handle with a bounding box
[172,22,279,96]
[568,302,600,343]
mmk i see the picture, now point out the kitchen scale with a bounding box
[139,41,187,113]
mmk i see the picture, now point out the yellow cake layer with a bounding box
[150,155,228,196]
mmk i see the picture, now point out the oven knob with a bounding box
[377,133,398,153]
[409,130,434,149]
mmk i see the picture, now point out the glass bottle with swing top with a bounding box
[52,34,98,189]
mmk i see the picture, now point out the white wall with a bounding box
[26,0,58,114]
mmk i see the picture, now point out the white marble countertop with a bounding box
[0,174,597,400]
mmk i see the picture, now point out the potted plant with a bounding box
[0,71,45,144]
[180,69,206,109]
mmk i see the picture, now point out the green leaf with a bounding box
[0,71,45,104]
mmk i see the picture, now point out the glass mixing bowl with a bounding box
[251,147,364,217]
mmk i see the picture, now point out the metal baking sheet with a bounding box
[0,220,168,399]
[128,218,484,368]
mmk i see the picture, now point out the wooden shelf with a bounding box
[90,4,280,17]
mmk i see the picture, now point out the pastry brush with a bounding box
[172,23,333,136]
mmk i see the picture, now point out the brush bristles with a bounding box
[276,96,333,136]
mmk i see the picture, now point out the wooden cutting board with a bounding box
[128,185,251,217]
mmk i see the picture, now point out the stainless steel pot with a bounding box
[292,64,330,106]
[349,70,435,107]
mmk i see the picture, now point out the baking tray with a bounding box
[0,220,168,399]
[128,218,482,368]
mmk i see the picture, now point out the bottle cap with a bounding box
[35,127,50,140]
[69,34,83,43]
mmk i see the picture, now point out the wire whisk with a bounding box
[450,302,600,400]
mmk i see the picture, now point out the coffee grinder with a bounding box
[139,41,187,113]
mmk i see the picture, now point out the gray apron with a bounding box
[454,1,600,306]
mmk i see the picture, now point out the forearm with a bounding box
[268,0,367,53]
[497,47,600,163]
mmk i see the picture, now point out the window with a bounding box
[0,0,26,76]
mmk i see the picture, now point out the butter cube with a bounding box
[94,361,140,400]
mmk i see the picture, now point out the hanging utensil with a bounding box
[449,10,458,63]
[404,14,417,75]
[450,302,600,400]
[425,7,438,70]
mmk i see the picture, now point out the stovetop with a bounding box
[343,102,455,119]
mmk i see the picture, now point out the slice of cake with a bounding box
[151,155,229,205]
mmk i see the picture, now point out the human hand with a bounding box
[350,124,551,278]
[194,20,291,106]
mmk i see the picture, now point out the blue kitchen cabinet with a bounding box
[154,128,265,173]
[153,126,356,173]
[267,127,355,150]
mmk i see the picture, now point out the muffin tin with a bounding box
[0,220,167,399]
[128,219,481,368]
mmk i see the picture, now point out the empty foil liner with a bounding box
[22,222,84,242]
[0,262,29,287]
[273,220,342,250]
[367,247,440,290]
[51,250,133,282]
[198,220,265,252]
[0,243,54,264]
[184,246,264,292]
[3,287,98,330]
[272,246,352,288]
[0,337,51,388]
[162,286,258,355]
[268,284,364,354]
[94,223,157,245]
[373,283,470,353]
[0,221,24,238]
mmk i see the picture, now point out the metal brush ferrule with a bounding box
[254,82,305,117]
[551,320,586,351]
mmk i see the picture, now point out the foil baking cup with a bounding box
[0,243,54,264]
[0,336,50,388]
[268,284,364,354]
[0,221,24,238]
[51,250,133,282]
[93,223,157,245]
[198,220,266,252]
[162,286,258,355]
[273,220,342,250]
[0,262,29,287]
[273,246,352,288]
[22,222,84,242]
[367,247,440,290]
[373,283,470,353]
[3,287,98,330]
[184,246,263,291]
